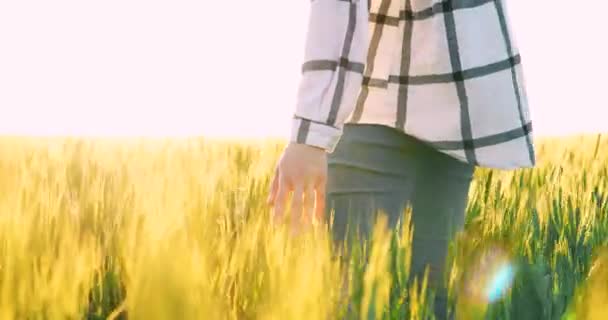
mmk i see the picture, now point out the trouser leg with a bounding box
[409,160,473,320]
[326,165,413,319]
[325,124,474,320]
[326,167,472,319]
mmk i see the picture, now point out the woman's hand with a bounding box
[267,142,327,234]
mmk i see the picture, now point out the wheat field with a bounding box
[0,135,606,320]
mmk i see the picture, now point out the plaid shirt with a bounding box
[290,0,536,169]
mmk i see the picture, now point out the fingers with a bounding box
[267,168,279,205]
[290,185,304,234]
[273,177,289,226]
[269,167,326,235]
[302,184,315,229]
[314,179,326,224]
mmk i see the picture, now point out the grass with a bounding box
[0,134,606,319]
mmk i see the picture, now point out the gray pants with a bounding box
[325,124,475,319]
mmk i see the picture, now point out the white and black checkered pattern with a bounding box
[290,0,535,169]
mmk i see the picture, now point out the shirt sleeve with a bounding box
[289,0,369,153]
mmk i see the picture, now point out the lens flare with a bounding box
[486,263,516,303]
[461,245,516,305]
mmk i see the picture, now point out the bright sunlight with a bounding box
[0,0,606,138]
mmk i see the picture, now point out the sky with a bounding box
[0,1,606,138]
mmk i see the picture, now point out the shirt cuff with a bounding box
[289,117,342,153]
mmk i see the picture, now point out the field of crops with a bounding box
[0,135,607,320]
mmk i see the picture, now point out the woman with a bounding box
[268,0,535,318]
